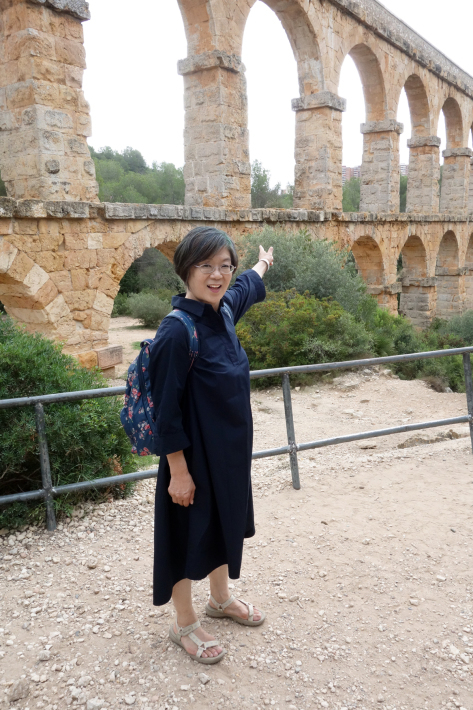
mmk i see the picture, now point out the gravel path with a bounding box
[1,370,473,710]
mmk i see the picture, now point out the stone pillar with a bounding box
[367,283,400,314]
[440,148,473,214]
[0,0,98,202]
[360,120,403,213]
[468,158,473,213]
[178,51,251,210]
[406,136,441,214]
[399,277,437,327]
[435,267,466,318]
[291,91,346,211]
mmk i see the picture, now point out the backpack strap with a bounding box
[166,310,199,371]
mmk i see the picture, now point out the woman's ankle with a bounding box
[174,610,198,628]
[209,590,231,605]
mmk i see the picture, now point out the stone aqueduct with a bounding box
[1,0,473,372]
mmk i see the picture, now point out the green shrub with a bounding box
[236,290,373,383]
[238,227,371,317]
[0,318,135,529]
[127,292,171,328]
[112,292,131,317]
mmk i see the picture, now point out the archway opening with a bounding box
[398,236,433,327]
[243,1,299,206]
[351,235,396,311]
[351,236,384,285]
[83,1,186,171]
[435,231,460,319]
[399,75,433,214]
[438,98,465,212]
[111,247,183,370]
[339,54,364,211]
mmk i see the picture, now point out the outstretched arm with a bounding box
[252,245,274,278]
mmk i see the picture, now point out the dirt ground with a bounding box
[2,318,473,710]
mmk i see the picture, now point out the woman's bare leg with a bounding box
[208,565,262,622]
[171,578,222,658]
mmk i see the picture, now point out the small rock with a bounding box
[321,520,328,525]
[38,650,51,661]
[409,599,419,607]
[437,575,446,582]
[87,700,104,710]
[318,610,325,616]
[7,679,30,702]
[124,696,136,706]
[289,595,299,602]
[199,673,210,685]
[104,566,111,572]
[103,633,112,639]
[87,559,97,569]
[377,695,385,703]
[362,538,370,545]
[77,675,92,687]
[180,685,190,691]
[319,570,327,578]
[250,661,258,668]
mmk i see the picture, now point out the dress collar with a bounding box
[171,294,223,319]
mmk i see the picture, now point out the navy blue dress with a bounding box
[149,269,266,606]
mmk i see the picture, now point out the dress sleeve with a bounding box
[148,319,191,456]
[223,269,266,325]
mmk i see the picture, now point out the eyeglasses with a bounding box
[193,263,236,275]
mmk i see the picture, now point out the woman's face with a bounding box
[186,247,233,311]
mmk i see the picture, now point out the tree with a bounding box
[90,146,185,205]
[342,177,361,212]
[251,160,293,208]
[400,175,408,213]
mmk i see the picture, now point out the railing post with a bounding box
[462,353,473,455]
[281,373,301,490]
[35,403,57,531]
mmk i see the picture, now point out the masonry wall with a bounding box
[1,199,473,372]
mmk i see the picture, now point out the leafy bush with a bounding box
[127,292,171,328]
[112,292,132,317]
[236,290,373,383]
[239,227,371,317]
[0,318,135,529]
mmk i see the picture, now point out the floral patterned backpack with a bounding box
[120,310,199,456]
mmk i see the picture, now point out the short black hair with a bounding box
[173,227,239,284]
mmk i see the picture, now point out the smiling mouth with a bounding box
[207,285,222,292]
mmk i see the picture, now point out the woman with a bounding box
[149,226,273,664]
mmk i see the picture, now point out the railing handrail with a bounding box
[1,345,473,409]
[2,347,473,531]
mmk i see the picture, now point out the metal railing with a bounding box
[1,346,473,531]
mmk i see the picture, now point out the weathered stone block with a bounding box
[76,350,98,369]
[95,345,123,369]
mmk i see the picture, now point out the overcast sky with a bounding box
[83,0,473,188]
